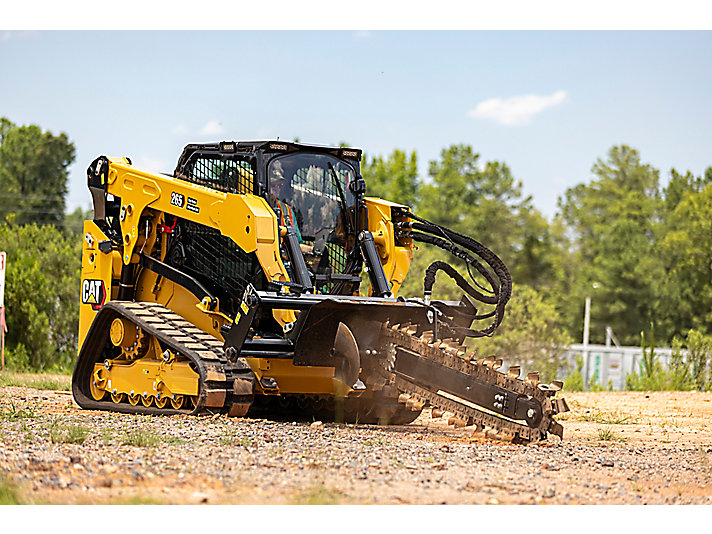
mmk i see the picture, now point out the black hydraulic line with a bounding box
[410,223,500,291]
[411,232,499,303]
[408,232,506,336]
[424,261,498,317]
[408,215,511,304]
[400,212,513,337]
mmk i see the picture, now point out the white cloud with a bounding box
[467,90,567,126]
[200,120,225,136]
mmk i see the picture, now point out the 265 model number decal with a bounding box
[170,192,199,212]
[170,192,186,207]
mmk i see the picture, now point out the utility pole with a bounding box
[583,296,590,388]
[583,297,591,346]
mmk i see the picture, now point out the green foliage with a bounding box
[362,149,419,208]
[292,482,340,505]
[641,324,657,382]
[0,117,75,227]
[0,373,70,390]
[0,221,82,372]
[418,145,553,287]
[0,474,25,505]
[563,354,585,391]
[596,427,625,442]
[0,403,38,421]
[556,146,663,346]
[578,406,637,424]
[657,182,712,340]
[395,144,556,300]
[667,337,694,391]
[626,326,666,391]
[626,327,706,391]
[120,429,161,447]
[63,206,93,237]
[473,284,571,382]
[685,329,712,391]
[49,421,90,444]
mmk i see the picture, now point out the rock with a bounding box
[542,488,556,499]
[191,491,210,503]
[310,421,323,429]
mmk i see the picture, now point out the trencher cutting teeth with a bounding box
[371,323,570,444]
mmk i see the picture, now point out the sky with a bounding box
[1,30,711,219]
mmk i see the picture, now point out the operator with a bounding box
[269,160,303,243]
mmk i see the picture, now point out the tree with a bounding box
[0,117,76,227]
[556,146,664,345]
[400,144,559,300]
[472,284,572,382]
[361,149,419,208]
[661,167,712,221]
[0,220,82,371]
[658,180,712,338]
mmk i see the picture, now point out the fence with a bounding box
[561,344,680,390]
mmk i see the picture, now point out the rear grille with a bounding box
[166,220,257,315]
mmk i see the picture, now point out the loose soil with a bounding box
[1,383,711,504]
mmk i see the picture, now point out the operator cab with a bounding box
[173,141,366,297]
[266,152,357,291]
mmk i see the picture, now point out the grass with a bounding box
[120,429,161,447]
[50,421,91,444]
[0,372,70,391]
[291,482,340,505]
[238,437,255,448]
[0,475,26,505]
[595,427,626,442]
[100,428,114,444]
[162,436,185,445]
[573,403,639,425]
[0,403,38,421]
[219,434,234,446]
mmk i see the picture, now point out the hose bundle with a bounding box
[399,213,512,337]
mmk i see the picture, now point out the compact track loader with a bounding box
[73,140,569,442]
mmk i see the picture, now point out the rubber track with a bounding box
[379,323,569,443]
[72,301,255,416]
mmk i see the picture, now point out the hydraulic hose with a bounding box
[399,213,512,337]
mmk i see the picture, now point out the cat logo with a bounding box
[82,279,107,311]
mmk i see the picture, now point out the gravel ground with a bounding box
[1,384,711,505]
